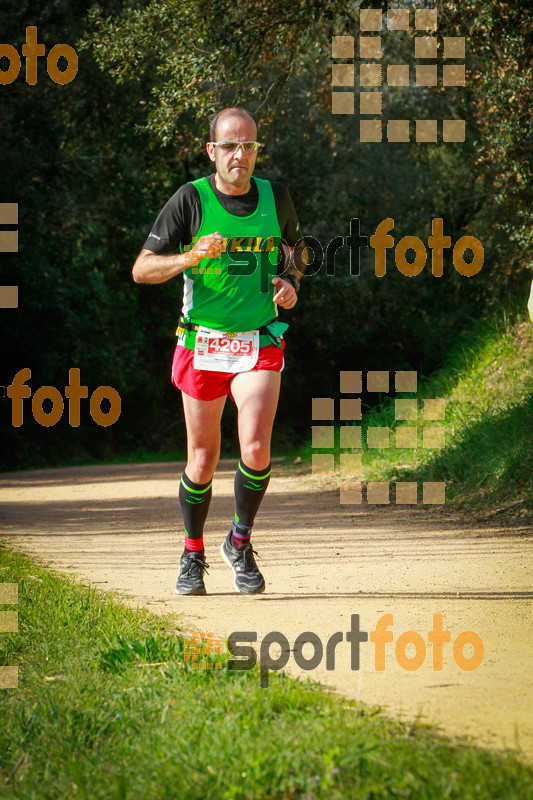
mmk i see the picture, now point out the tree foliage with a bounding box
[1,0,531,468]
[84,0,347,146]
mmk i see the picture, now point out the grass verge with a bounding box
[297,312,533,516]
[1,546,532,799]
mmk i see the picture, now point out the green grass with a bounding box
[1,547,532,799]
[304,311,533,514]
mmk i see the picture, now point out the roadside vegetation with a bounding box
[296,309,533,517]
[359,312,533,513]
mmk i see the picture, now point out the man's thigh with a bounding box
[181,392,227,452]
[230,370,281,444]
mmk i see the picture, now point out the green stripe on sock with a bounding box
[238,463,271,481]
[180,476,212,494]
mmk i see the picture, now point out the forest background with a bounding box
[1,0,531,470]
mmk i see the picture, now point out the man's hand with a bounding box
[132,231,227,284]
[271,277,298,309]
[185,231,227,267]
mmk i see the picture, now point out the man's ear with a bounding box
[206,143,216,163]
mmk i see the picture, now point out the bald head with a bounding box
[210,107,257,142]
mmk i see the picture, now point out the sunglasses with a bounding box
[209,141,263,153]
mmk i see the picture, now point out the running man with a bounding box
[133,107,306,595]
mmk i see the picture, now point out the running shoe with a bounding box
[175,552,209,596]
[220,532,265,594]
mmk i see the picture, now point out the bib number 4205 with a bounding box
[208,338,251,355]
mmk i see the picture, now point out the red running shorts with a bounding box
[171,340,285,401]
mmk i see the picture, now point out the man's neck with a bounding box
[214,172,252,196]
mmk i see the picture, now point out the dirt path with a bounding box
[1,460,532,760]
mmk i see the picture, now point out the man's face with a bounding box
[206,114,259,190]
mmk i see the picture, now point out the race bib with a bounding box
[193,326,259,373]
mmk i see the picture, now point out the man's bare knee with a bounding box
[187,447,219,483]
[241,440,270,470]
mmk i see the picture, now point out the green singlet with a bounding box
[181,176,282,332]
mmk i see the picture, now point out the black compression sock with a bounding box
[232,460,271,544]
[179,472,212,552]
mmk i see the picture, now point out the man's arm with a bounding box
[280,240,309,285]
[270,181,308,292]
[271,241,308,310]
[132,233,227,284]
[132,248,190,284]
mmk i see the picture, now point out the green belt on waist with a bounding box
[176,318,289,351]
